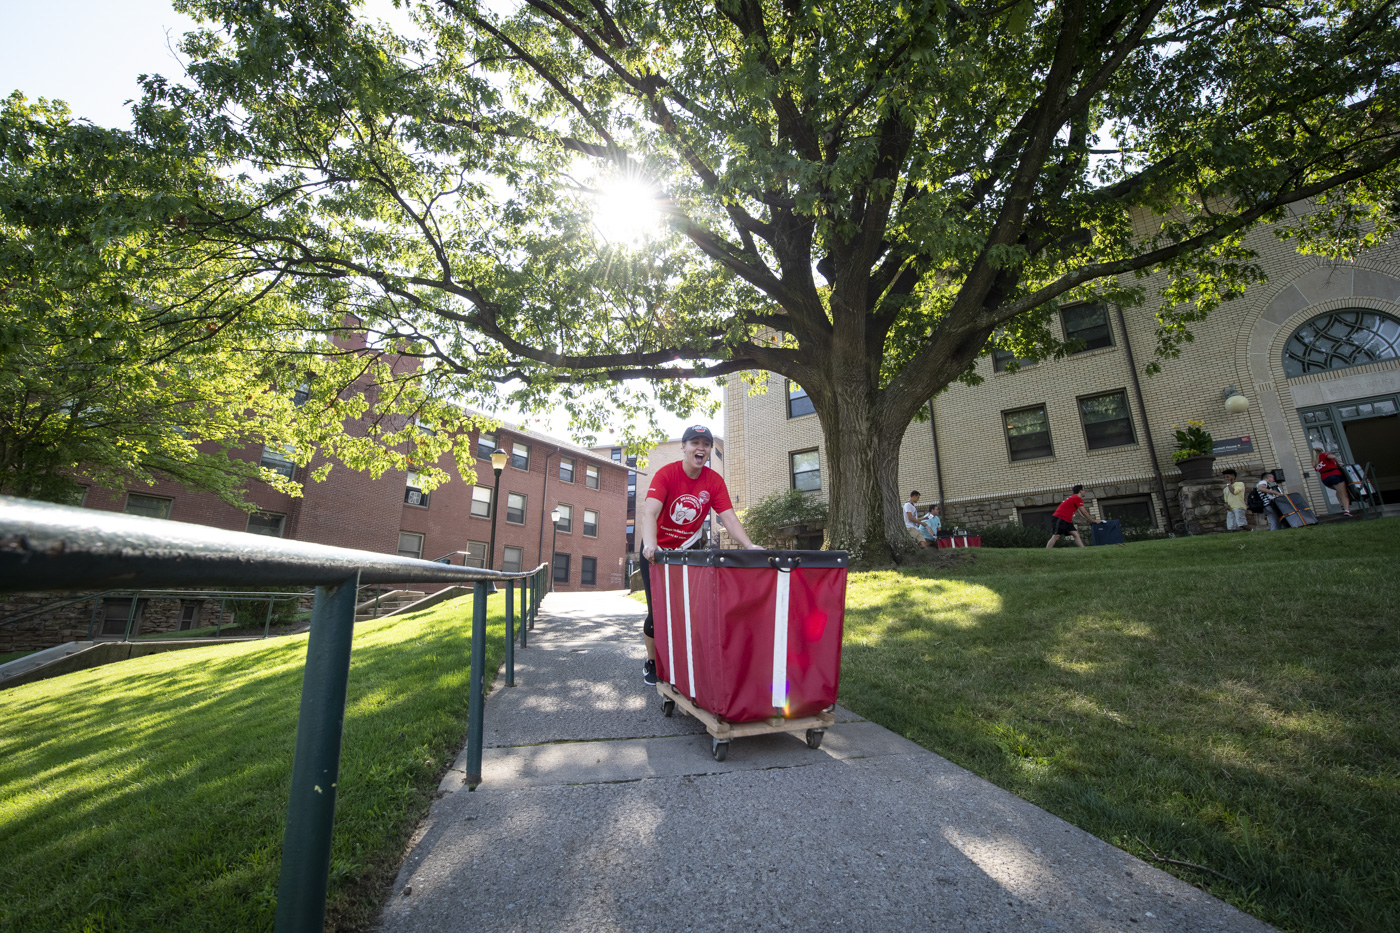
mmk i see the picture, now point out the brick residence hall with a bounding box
[722,207,1400,538]
[2,415,632,653]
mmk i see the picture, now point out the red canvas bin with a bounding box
[649,549,849,723]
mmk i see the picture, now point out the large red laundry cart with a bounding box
[649,548,849,760]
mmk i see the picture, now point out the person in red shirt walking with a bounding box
[1312,443,1352,516]
[638,424,763,685]
[1046,484,1094,548]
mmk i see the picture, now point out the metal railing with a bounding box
[0,495,548,933]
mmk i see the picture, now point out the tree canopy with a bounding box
[0,95,482,505]
[8,0,1400,559]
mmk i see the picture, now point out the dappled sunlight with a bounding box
[845,572,1003,642]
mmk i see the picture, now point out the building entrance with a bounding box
[1299,395,1400,508]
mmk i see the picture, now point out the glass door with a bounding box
[1298,394,1400,509]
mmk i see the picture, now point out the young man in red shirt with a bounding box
[638,424,763,685]
[1046,484,1094,548]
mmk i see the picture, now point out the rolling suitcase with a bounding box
[1090,519,1124,545]
[1273,492,1318,528]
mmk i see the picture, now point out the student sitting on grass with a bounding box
[918,504,942,547]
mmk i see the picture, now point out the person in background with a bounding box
[903,490,922,541]
[1312,443,1352,516]
[1046,484,1094,548]
[1221,468,1249,531]
[638,424,763,686]
[918,503,942,547]
[1257,471,1287,530]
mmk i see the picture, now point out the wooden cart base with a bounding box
[656,680,836,761]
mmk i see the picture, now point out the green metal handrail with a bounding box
[0,495,548,933]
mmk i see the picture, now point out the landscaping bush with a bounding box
[738,488,828,548]
[964,521,1069,548]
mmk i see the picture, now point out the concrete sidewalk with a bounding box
[379,590,1276,933]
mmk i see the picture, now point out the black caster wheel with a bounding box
[805,728,825,749]
[712,738,729,761]
[662,698,676,717]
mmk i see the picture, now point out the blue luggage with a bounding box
[1091,520,1124,545]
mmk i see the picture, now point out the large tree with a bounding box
[72,0,1400,558]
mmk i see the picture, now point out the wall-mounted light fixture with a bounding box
[1222,386,1250,415]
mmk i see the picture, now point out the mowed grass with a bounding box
[840,520,1400,933]
[0,592,514,933]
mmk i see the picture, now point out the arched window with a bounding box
[1282,309,1400,377]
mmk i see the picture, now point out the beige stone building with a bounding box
[724,215,1400,536]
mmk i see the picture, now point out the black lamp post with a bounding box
[487,448,508,570]
[549,508,561,592]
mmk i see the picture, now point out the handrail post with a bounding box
[216,598,227,636]
[263,598,275,638]
[466,581,488,788]
[505,579,515,687]
[274,573,359,933]
[519,577,529,649]
[121,593,138,642]
[88,594,100,639]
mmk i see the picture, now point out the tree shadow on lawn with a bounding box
[0,599,508,933]
[837,563,1400,933]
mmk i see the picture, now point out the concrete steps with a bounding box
[354,590,427,622]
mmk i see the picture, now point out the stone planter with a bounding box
[1175,455,1218,482]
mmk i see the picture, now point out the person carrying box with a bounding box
[638,424,763,685]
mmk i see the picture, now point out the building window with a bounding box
[585,464,599,489]
[581,556,597,586]
[626,521,635,553]
[511,441,531,470]
[560,457,575,483]
[790,449,821,492]
[627,471,636,511]
[1062,303,1113,352]
[246,511,285,537]
[1017,507,1059,533]
[124,494,172,519]
[556,503,573,533]
[1100,495,1156,529]
[553,552,570,583]
[292,383,311,406]
[583,509,598,537]
[1283,309,1400,377]
[507,492,526,524]
[1003,406,1053,461]
[992,341,1035,373]
[260,444,296,479]
[476,431,497,460]
[787,380,815,418]
[1078,391,1136,450]
[611,447,622,461]
[178,601,202,631]
[405,471,430,507]
[502,546,524,574]
[100,597,147,636]
[463,541,488,568]
[397,532,424,560]
[471,486,493,519]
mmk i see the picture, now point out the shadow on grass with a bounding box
[0,594,512,933]
[839,521,1400,933]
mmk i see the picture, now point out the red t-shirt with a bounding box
[646,461,733,549]
[1316,451,1344,480]
[1052,495,1084,521]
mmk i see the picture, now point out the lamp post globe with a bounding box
[550,508,561,592]
[488,448,508,571]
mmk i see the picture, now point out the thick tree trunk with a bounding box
[813,381,919,567]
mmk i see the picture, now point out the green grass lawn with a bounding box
[0,591,515,933]
[840,520,1400,933]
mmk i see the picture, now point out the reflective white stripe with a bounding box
[771,569,790,709]
[682,564,696,698]
[663,563,675,685]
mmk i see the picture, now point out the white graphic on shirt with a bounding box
[670,494,703,525]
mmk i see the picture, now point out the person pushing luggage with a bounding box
[638,424,763,685]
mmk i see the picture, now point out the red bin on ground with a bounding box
[935,535,981,548]
[649,549,848,724]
